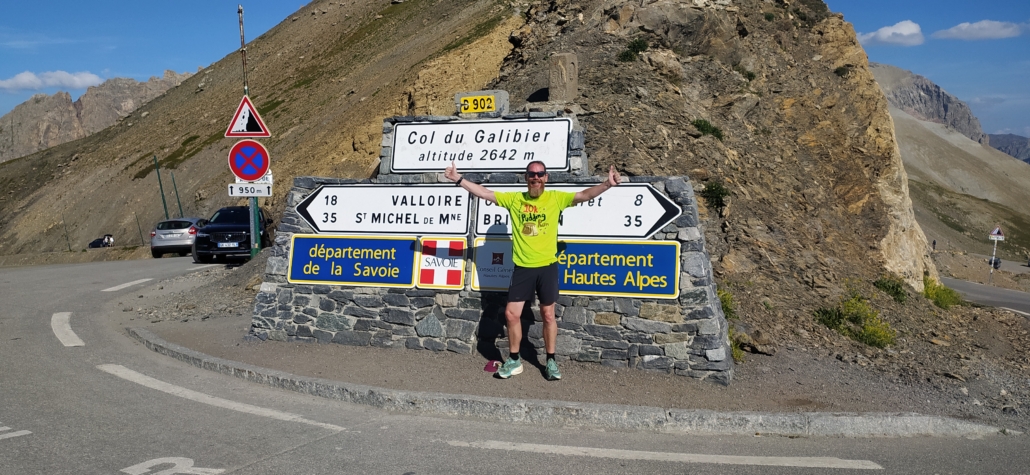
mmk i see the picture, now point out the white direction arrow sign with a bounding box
[475,183,681,239]
[296,184,472,235]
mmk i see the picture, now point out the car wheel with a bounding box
[151,250,162,259]
[193,251,211,264]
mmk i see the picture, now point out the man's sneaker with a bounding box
[497,358,523,379]
[545,359,562,381]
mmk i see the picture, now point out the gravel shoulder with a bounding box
[92,250,1030,434]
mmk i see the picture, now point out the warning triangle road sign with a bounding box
[225,95,271,137]
[989,226,1005,241]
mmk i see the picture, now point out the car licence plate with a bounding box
[217,242,239,248]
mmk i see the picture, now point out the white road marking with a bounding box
[446,440,883,470]
[97,364,345,432]
[102,278,153,292]
[121,457,224,474]
[50,312,84,347]
[0,426,32,440]
[1001,307,1030,317]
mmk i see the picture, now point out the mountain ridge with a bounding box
[989,133,1030,163]
[0,70,192,163]
[869,62,988,146]
[870,61,1030,258]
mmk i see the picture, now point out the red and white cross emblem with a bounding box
[418,239,465,289]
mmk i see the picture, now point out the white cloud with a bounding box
[0,71,103,92]
[931,20,1024,40]
[858,20,925,46]
[969,96,1007,107]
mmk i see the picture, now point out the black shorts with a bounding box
[508,263,559,305]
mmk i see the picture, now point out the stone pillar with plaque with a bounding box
[549,53,579,102]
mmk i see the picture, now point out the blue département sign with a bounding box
[558,240,681,298]
[472,238,681,298]
[288,234,417,287]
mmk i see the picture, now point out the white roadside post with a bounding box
[988,225,1005,284]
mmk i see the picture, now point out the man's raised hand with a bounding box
[608,165,622,187]
[445,161,461,182]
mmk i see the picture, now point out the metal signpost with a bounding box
[390,118,572,173]
[229,5,273,258]
[295,184,472,235]
[988,225,1005,284]
[474,183,682,239]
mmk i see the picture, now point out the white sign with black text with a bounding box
[236,172,273,184]
[228,183,272,197]
[296,184,472,235]
[475,183,682,239]
[390,118,572,173]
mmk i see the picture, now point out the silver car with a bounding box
[150,217,207,258]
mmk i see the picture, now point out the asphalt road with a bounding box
[1,259,1027,474]
[942,277,1030,315]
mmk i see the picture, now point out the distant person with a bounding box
[102,234,114,247]
[932,239,936,251]
[444,160,622,380]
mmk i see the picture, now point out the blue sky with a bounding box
[0,1,303,117]
[824,0,1030,136]
[1,1,1028,137]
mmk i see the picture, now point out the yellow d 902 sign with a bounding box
[460,95,495,113]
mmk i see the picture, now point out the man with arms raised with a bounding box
[445,160,622,380]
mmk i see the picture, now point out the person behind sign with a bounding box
[445,160,622,380]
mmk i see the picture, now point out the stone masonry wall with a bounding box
[249,168,734,384]
[249,110,733,381]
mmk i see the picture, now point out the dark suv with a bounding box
[192,206,273,263]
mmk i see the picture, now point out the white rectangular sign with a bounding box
[296,184,472,236]
[471,238,515,291]
[475,183,682,239]
[228,183,272,197]
[236,172,273,184]
[390,118,572,173]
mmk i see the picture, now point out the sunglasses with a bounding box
[526,171,547,178]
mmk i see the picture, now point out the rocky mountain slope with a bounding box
[895,111,1030,260]
[1,0,1028,420]
[989,133,1030,163]
[870,64,1030,259]
[0,71,191,163]
[0,0,934,290]
[870,62,988,145]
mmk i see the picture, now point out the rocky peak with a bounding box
[988,133,1030,163]
[0,71,191,163]
[493,0,936,326]
[869,62,988,145]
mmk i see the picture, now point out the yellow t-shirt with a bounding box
[494,189,576,268]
